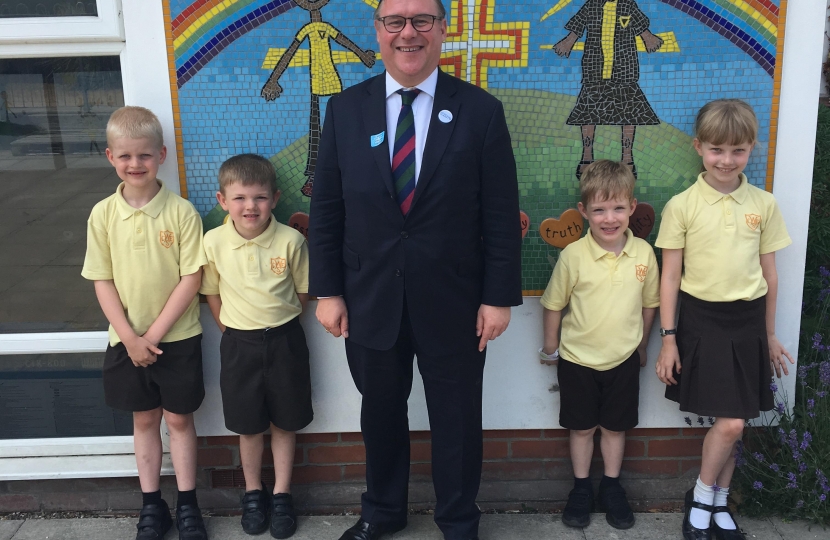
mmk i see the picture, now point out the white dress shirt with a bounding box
[385,68,438,184]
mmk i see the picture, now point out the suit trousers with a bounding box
[344,300,486,540]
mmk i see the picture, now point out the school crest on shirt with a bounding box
[270,257,287,275]
[159,230,174,249]
[745,214,762,231]
[635,264,648,283]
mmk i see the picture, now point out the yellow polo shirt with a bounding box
[201,218,309,330]
[541,230,660,371]
[82,182,206,346]
[655,173,791,302]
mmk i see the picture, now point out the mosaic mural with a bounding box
[164,0,785,293]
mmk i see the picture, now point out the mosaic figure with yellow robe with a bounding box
[261,0,376,197]
[554,0,663,179]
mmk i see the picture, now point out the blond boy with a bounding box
[82,106,208,540]
[540,160,659,530]
[201,154,312,538]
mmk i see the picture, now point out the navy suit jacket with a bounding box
[309,69,522,356]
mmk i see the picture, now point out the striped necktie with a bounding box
[392,89,421,215]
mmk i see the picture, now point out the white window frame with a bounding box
[0,0,124,43]
[0,0,181,480]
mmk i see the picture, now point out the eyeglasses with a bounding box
[375,14,443,33]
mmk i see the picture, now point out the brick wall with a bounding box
[0,428,707,514]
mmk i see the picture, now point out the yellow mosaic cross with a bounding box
[363,0,530,90]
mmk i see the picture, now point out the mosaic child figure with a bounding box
[261,0,376,197]
[553,0,662,179]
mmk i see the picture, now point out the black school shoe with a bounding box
[270,493,297,538]
[241,484,271,535]
[711,505,747,540]
[562,483,594,528]
[682,488,712,540]
[176,504,208,540]
[598,479,635,529]
[136,499,173,540]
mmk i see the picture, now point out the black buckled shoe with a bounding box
[598,481,635,529]
[136,500,173,540]
[337,518,406,540]
[176,504,208,540]
[683,488,712,540]
[270,493,297,539]
[241,484,270,535]
[562,484,594,528]
[711,506,747,540]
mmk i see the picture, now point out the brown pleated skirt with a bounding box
[665,292,774,419]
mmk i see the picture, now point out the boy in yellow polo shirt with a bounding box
[82,106,208,540]
[539,160,659,530]
[201,154,312,539]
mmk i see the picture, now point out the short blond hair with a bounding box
[694,99,758,146]
[218,154,278,194]
[579,160,635,206]
[106,106,164,149]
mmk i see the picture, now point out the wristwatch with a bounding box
[659,328,677,337]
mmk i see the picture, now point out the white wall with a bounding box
[120,0,825,434]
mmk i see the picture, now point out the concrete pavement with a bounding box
[0,513,829,540]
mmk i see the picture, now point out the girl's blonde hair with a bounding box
[694,99,758,145]
[106,106,164,149]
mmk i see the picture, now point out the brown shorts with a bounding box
[220,317,313,434]
[103,335,204,414]
[558,351,640,431]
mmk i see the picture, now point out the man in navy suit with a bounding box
[308,0,522,538]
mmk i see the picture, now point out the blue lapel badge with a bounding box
[370,131,385,148]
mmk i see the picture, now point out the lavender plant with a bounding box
[733,267,830,523]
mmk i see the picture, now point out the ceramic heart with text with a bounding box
[629,202,655,239]
[539,208,585,249]
[520,211,530,239]
[288,212,310,239]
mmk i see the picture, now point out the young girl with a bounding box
[655,99,794,540]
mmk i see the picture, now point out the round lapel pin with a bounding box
[438,110,453,123]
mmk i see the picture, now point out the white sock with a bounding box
[712,486,736,529]
[690,477,714,530]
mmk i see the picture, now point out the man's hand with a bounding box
[317,297,349,338]
[123,334,162,368]
[655,339,680,385]
[476,304,511,352]
[640,30,664,53]
[553,33,578,58]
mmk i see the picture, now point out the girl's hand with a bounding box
[768,333,794,378]
[655,340,681,385]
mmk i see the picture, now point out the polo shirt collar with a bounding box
[222,215,278,249]
[385,68,438,100]
[586,229,636,260]
[695,172,749,205]
[115,181,170,220]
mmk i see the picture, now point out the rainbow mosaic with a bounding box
[164,0,785,292]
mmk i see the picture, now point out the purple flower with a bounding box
[822,494,827,502]
[776,402,786,414]
[793,451,802,461]
[810,412,816,418]
[770,381,779,393]
[820,266,830,278]
[808,399,816,410]
[797,500,805,508]
[799,462,808,473]
[770,463,780,472]
[753,481,763,490]
[787,472,798,489]
[820,362,830,386]
[753,452,764,462]
[802,432,813,450]
[818,391,828,398]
